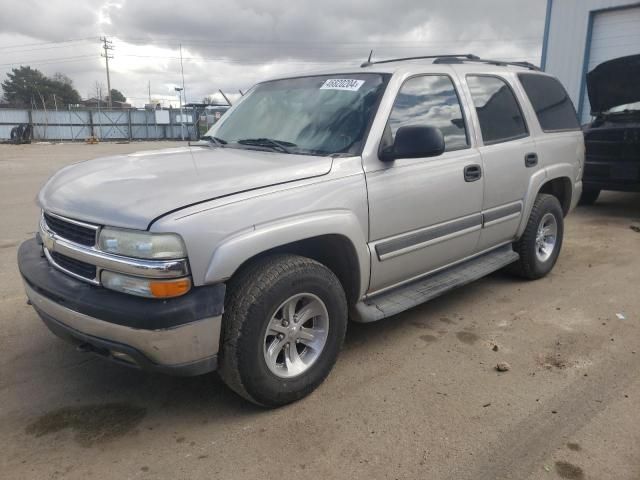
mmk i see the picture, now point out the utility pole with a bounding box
[175,87,184,141]
[179,44,186,103]
[97,86,103,139]
[53,94,62,143]
[101,36,114,109]
[148,80,151,105]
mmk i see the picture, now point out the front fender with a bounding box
[203,210,371,297]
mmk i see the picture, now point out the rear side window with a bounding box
[385,75,469,152]
[518,74,580,131]
[466,75,528,145]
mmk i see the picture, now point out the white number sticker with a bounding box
[320,79,365,91]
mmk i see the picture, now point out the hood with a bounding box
[587,54,640,114]
[39,146,332,230]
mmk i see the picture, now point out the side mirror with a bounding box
[380,125,445,161]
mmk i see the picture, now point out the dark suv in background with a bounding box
[581,54,640,204]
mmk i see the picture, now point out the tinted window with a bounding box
[384,75,468,152]
[518,73,580,131]
[467,75,528,144]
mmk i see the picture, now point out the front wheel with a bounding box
[509,194,564,280]
[218,254,348,407]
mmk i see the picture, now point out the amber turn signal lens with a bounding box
[149,278,192,298]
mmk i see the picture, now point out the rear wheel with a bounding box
[510,194,564,280]
[218,254,347,407]
[579,187,600,205]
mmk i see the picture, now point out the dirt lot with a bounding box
[1,142,639,480]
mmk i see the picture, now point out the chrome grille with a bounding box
[39,211,189,286]
[49,251,97,280]
[43,212,98,246]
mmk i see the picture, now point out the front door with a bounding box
[365,74,484,293]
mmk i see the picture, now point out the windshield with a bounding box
[205,73,389,156]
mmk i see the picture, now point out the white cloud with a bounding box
[0,0,546,107]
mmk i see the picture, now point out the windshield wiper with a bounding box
[237,138,295,154]
[201,135,227,147]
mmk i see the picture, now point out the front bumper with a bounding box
[583,160,640,192]
[18,238,225,376]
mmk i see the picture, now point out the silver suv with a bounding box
[18,54,584,406]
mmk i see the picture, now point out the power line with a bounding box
[116,53,539,64]
[0,37,98,51]
[0,42,99,55]
[117,36,540,47]
[0,52,539,70]
[117,54,345,65]
[0,55,97,67]
[0,58,97,72]
[0,35,539,58]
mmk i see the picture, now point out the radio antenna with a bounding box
[361,50,374,68]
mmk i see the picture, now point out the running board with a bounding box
[353,245,519,323]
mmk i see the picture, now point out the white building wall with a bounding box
[542,0,640,122]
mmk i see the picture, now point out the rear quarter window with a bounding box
[466,75,528,145]
[518,74,580,132]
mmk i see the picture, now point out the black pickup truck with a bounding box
[581,54,640,204]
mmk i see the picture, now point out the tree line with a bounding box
[1,66,126,108]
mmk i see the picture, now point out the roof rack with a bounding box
[434,56,540,71]
[360,53,540,71]
[360,53,478,68]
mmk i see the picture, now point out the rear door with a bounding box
[463,74,540,251]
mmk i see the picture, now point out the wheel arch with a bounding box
[517,167,574,238]
[204,210,370,304]
[538,176,572,216]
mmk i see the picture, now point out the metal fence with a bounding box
[0,107,200,141]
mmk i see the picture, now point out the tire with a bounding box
[579,188,600,206]
[509,194,564,280]
[218,254,348,407]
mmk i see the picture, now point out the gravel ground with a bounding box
[1,142,639,480]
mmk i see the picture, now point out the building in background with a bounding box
[541,0,640,124]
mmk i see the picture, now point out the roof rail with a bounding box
[360,53,540,71]
[360,54,479,68]
[434,56,540,71]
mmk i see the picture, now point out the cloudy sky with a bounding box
[0,0,547,107]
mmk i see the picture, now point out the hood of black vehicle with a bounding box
[587,54,640,114]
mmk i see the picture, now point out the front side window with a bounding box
[518,73,580,131]
[207,73,389,156]
[383,75,469,152]
[467,75,528,144]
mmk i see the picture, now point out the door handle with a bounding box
[464,164,482,182]
[525,152,538,168]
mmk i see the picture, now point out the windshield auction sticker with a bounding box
[320,79,365,91]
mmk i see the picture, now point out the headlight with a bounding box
[101,271,191,298]
[98,227,186,259]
